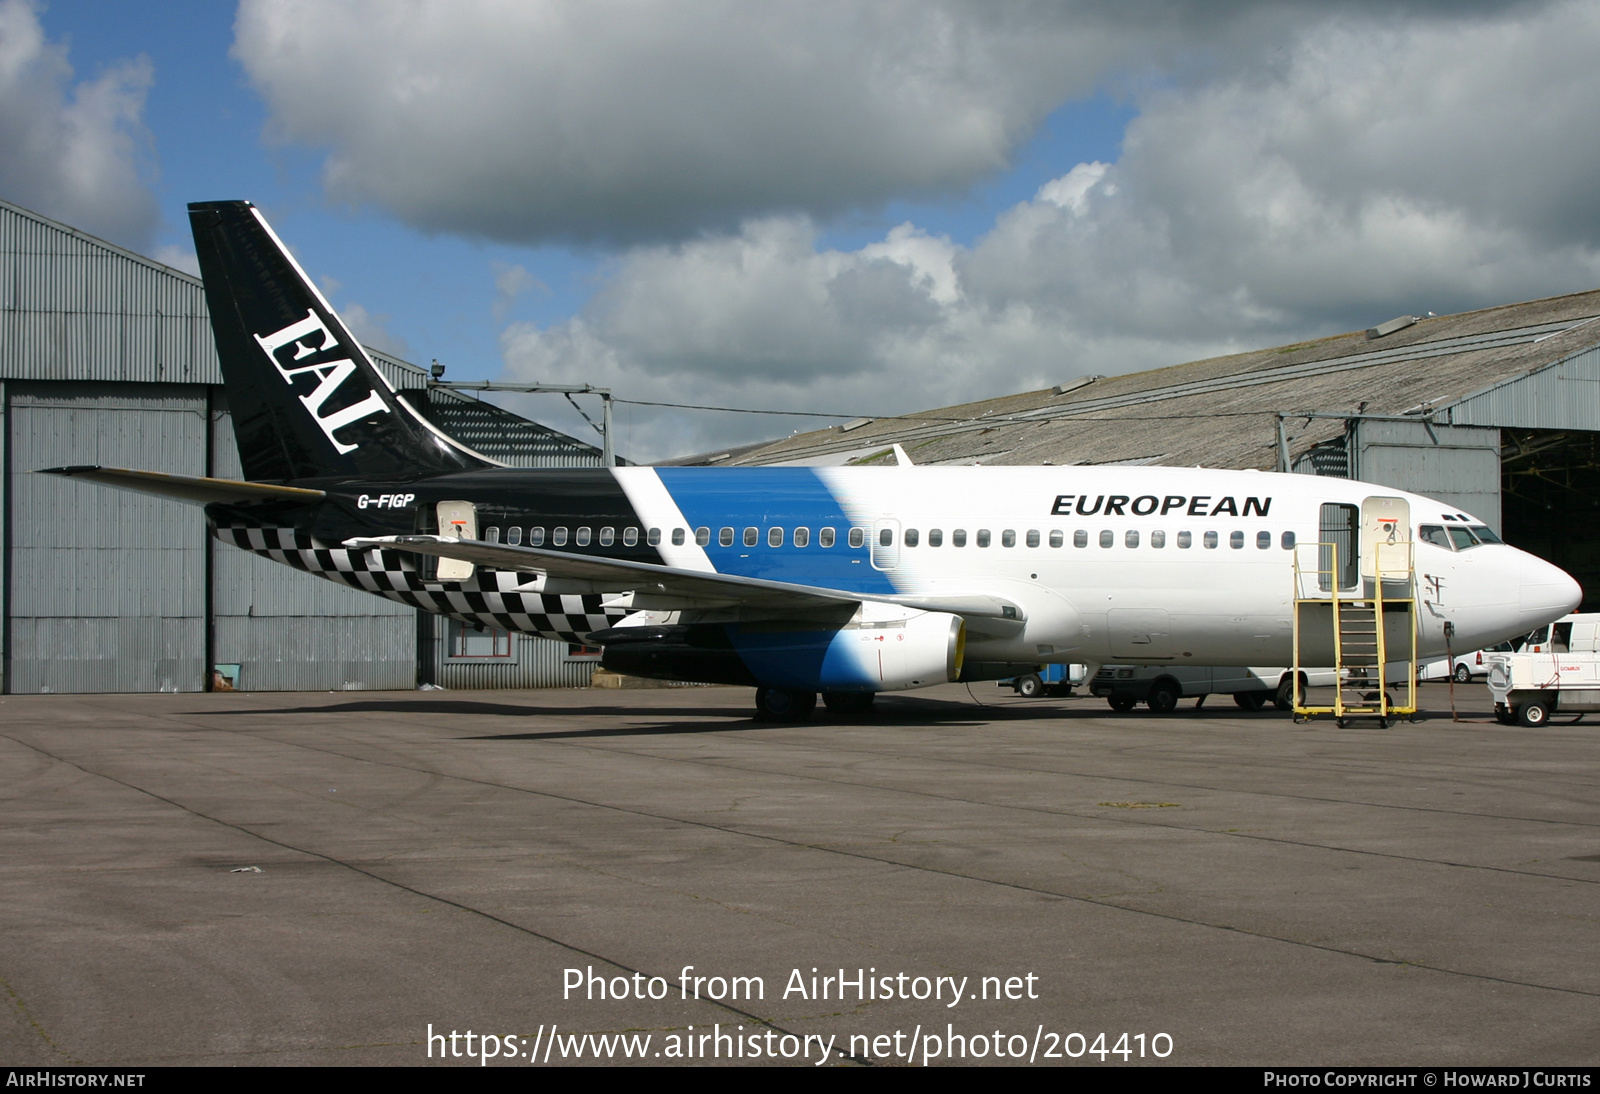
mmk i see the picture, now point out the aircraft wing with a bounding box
[346,534,1025,631]
[37,465,326,505]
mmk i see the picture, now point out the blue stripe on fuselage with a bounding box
[654,467,897,594]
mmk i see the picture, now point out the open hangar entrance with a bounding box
[1501,429,1600,611]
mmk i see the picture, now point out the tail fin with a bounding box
[188,200,492,482]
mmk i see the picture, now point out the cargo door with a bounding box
[436,500,477,581]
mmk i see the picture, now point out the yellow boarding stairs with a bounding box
[1291,538,1418,727]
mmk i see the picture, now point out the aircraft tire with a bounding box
[1233,691,1267,712]
[1015,674,1044,699]
[1108,696,1137,713]
[1453,663,1472,685]
[1517,700,1549,728]
[822,691,875,716]
[1146,680,1180,714]
[755,686,817,722]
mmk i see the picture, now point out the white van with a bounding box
[1520,613,1600,654]
[1090,665,1339,713]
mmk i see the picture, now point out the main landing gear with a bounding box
[753,688,876,722]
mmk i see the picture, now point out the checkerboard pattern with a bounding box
[214,524,629,642]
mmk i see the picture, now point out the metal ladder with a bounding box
[1292,541,1418,727]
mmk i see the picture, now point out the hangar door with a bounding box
[1352,420,1501,532]
[6,383,207,693]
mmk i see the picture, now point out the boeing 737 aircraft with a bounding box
[42,202,1582,720]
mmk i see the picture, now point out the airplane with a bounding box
[40,201,1583,721]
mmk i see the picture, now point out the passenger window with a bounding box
[1126,530,1139,548]
[904,528,919,547]
[647,527,661,546]
[1256,531,1271,549]
[553,527,569,546]
[878,528,893,547]
[1281,531,1295,550]
[849,528,866,548]
[1049,530,1063,548]
[672,528,686,546]
[928,528,943,547]
[793,527,810,547]
[485,526,501,543]
[953,529,967,547]
[528,527,544,546]
[976,529,991,547]
[744,527,759,547]
[1099,530,1113,548]
[1177,531,1192,549]
[507,526,523,545]
[623,527,638,546]
[819,527,836,547]
[769,527,784,547]
[599,527,614,546]
[1150,530,1165,548]
[575,527,591,546]
[1026,530,1040,548]
[1000,530,1015,548]
[695,527,710,546]
[1230,531,1244,549]
[1203,531,1218,549]
[1074,530,1088,548]
[719,527,734,547]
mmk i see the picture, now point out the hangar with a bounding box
[0,197,609,694]
[685,293,1600,608]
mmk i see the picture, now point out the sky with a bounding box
[5,0,1600,463]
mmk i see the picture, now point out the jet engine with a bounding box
[596,603,966,692]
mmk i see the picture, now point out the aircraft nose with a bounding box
[1518,552,1583,626]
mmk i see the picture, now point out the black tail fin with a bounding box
[188,200,492,482]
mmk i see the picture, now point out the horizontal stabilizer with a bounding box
[36,466,325,505]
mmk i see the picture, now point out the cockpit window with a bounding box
[1469,525,1503,544]
[1419,525,1451,549]
[1447,526,1479,551]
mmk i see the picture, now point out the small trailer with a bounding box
[1487,652,1600,726]
[1002,662,1088,698]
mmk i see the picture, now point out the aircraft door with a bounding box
[871,518,901,571]
[436,500,478,581]
[1361,496,1411,593]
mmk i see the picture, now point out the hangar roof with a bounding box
[673,288,1600,470]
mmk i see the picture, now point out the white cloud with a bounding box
[339,301,411,360]
[0,0,158,249]
[231,0,1251,245]
[498,2,1600,463]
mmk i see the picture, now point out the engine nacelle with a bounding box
[596,602,966,692]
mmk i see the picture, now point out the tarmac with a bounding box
[0,682,1595,1067]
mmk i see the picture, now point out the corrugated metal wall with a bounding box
[1352,420,1502,532]
[1446,343,1600,432]
[421,613,597,689]
[210,399,417,692]
[6,383,207,692]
